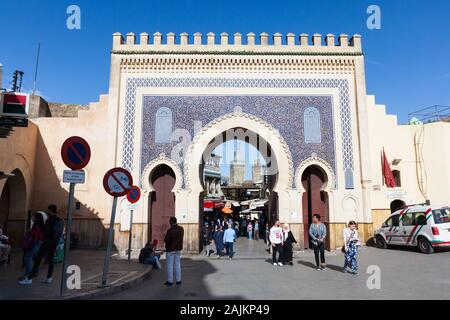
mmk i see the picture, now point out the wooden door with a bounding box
[302,166,328,249]
[149,165,176,250]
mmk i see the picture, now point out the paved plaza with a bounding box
[100,238,450,300]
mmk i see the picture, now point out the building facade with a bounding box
[1,31,449,253]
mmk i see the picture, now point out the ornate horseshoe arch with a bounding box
[184,108,294,193]
[141,153,183,193]
[295,154,336,193]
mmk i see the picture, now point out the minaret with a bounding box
[252,158,262,184]
[230,144,245,185]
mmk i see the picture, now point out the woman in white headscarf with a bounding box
[281,223,297,266]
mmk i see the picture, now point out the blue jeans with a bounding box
[166,251,181,283]
[144,254,161,269]
[24,240,43,275]
[225,242,234,258]
[248,231,253,240]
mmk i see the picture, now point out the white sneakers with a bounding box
[18,278,32,285]
[41,277,53,284]
[273,262,284,266]
[18,277,53,285]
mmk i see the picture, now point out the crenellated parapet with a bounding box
[112,32,362,55]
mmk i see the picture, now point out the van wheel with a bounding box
[418,238,434,254]
[376,235,387,249]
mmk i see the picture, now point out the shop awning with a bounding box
[222,207,233,215]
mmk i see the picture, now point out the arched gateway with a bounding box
[115,31,372,253]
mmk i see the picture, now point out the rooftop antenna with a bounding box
[32,42,41,96]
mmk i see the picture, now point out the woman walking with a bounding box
[253,220,259,241]
[247,221,253,240]
[281,223,297,266]
[309,214,327,271]
[201,222,213,257]
[343,221,360,275]
[19,212,45,280]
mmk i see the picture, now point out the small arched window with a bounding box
[392,170,401,187]
[155,107,173,144]
[304,107,321,144]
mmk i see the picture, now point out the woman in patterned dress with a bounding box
[343,221,360,275]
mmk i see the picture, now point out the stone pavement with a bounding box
[0,249,152,300]
[101,238,450,300]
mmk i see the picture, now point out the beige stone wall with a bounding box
[367,95,450,210]
[0,123,39,246]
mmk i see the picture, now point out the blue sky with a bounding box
[1,0,450,124]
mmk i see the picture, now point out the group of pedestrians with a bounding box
[201,219,238,260]
[18,205,65,285]
[308,214,361,275]
[268,221,297,266]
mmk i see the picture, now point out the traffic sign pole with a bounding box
[101,196,118,287]
[60,182,75,297]
[128,209,133,262]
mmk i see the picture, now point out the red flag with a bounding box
[381,149,397,188]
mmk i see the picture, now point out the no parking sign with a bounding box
[127,186,141,204]
[61,136,91,170]
[103,168,133,197]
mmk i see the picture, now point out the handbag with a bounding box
[22,231,34,250]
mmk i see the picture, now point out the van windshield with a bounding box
[433,208,450,224]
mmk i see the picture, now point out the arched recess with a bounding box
[295,156,335,193]
[184,110,294,195]
[141,154,183,193]
[141,154,182,250]
[0,168,27,247]
[298,163,332,250]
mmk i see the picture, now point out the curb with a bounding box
[62,267,153,300]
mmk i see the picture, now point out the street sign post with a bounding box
[60,137,90,297]
[102,168,133,286]
[126,186,141,262]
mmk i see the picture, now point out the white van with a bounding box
[375,205,450,254]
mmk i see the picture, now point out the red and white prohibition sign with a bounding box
[103,167,133,197]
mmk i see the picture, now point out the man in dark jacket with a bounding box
[164,217,184,286]
[19,205,64,285]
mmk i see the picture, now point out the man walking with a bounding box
[223,223,236,260]
[164,217,184,286]
[19,205,64,285]
[269,221,284,266]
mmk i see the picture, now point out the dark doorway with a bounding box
[390,199,405,213]
[148,165,176,250]
[0,169,27,247]
[302,165,329,249]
